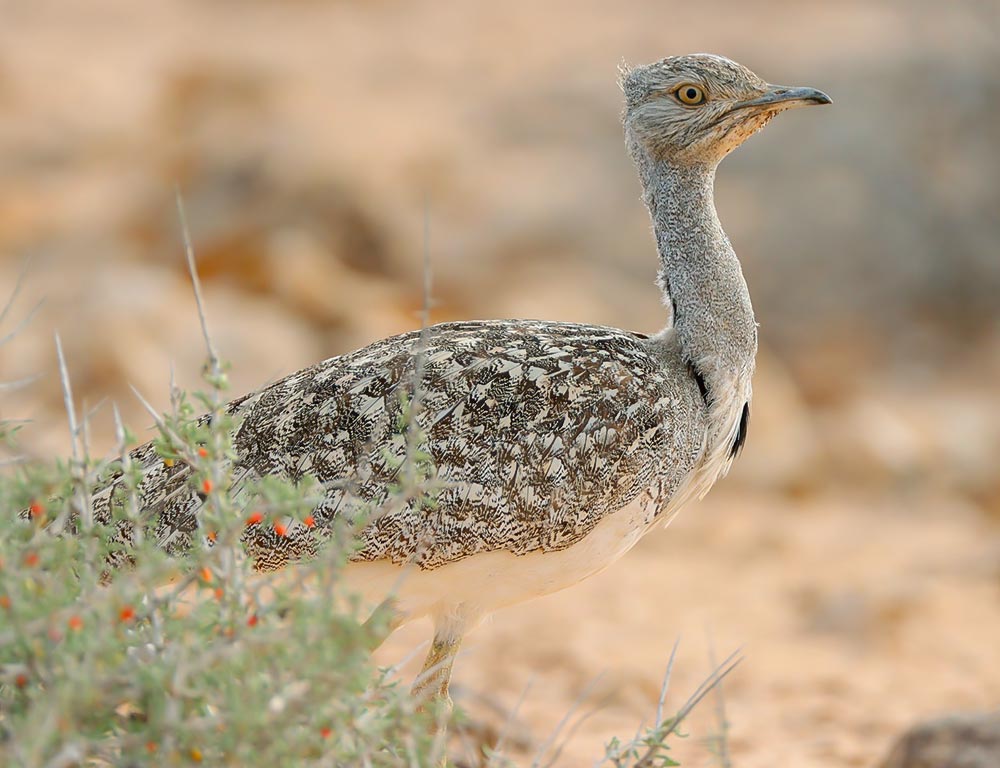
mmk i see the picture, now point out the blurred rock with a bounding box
[822,397,925,486]
[127,158,399,320]
[817,386,1000,508]
[879,711,1000,768]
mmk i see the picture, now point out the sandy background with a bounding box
[1,0,998,765]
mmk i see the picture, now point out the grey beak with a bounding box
[739,85,832,110]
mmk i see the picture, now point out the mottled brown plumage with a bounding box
[90,321,705,572]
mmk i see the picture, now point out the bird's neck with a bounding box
[636,154,757,399]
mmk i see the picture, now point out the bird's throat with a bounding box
[639,156,758,399]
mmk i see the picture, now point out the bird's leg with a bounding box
[362,596,405,651]
[411,627,462,717]
[412,623,464,767]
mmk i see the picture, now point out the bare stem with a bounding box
[55,333,93,530]
[531,672,605,768]
[113,403,142,545]
[0,258,42,349]
[655,637,680,734]
[632,650,743,768]
[706,632,733,768]
[174,188,220,381]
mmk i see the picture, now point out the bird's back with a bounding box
[95,320,708,573]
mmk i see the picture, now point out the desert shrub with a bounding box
[0,362,445,767]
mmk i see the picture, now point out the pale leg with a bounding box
[411,611,474,766]
[411,625,463,714]
[362,596,405,651]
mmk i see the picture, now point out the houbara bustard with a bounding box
[87,54,830,715]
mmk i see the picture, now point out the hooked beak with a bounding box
[736,85,832,112]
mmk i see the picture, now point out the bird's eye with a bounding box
[675,84,706,106]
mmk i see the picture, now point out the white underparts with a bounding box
[342,494,657,631]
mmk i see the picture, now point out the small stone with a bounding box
[879,711,1000,768]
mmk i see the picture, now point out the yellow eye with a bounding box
[675,84,706,106]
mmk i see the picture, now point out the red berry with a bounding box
[303,515,315,529]
[201,479,213,494]
[119,606,135,623]
[274,523,287,537]
[247,614,258,627]
[246,511,263,526]
[197,447,208,458]
[68,615,83,631]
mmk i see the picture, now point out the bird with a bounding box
[89,53,830,719]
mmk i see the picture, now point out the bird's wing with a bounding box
[233,320,707,570]
[97,320,706,572]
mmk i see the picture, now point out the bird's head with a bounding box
[621,54,831,167]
